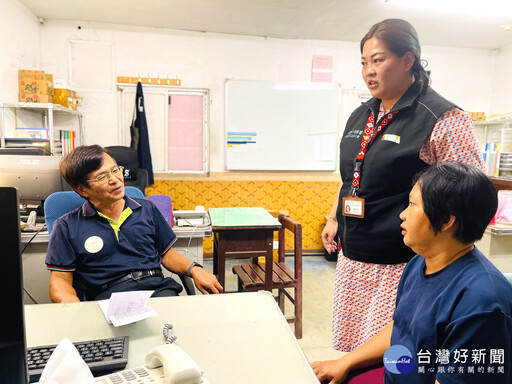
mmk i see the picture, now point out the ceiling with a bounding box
[19,0,512,50]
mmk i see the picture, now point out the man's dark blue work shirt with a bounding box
[46,196,177,300]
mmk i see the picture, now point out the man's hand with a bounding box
[190,266,223,294]
[161,248,223,294]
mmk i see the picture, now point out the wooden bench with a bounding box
[232,214,302,338]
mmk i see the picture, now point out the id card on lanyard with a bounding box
[343,109,398,218]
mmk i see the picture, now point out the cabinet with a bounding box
[0,102,84,156]
[474,118,512,147]
[474,119,512,177]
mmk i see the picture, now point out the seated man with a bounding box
[312,162,512,384]
[46,145,222,302]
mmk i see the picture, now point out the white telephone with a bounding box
[95,343,209,384]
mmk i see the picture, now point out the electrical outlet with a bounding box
[273,240,279,250]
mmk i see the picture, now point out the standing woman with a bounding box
[322,19,484,352]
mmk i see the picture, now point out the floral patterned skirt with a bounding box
[332,252,406,352]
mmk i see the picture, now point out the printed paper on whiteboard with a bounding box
[312,132,336,162]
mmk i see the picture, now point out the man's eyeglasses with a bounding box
[86,166,124,185]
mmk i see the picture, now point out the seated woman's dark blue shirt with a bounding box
[387,247,512,384]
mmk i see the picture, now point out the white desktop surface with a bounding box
[25,291,319,384]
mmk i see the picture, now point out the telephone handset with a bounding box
[95,343,209,384]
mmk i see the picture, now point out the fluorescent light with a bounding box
[272,83,336,91]
[385,0,512,19]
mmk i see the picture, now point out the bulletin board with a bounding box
[225,79,341,171]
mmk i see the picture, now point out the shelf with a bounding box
[487,224,512,236]
[474,119,512,126]
[5,138,49,142]
[490,176,512,191]
[0,102,84,156]
[0,102,81,116]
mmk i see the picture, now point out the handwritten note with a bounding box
[98,290,157,327]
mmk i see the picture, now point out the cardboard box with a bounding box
[45,74,54,96]
[53,88,75,109]
[19,70,49,95]
[468,111,486,122]
[19,93,52,103]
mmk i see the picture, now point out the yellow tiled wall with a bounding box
[147,179,339,254]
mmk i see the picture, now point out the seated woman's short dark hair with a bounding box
[413,162,498,244]
[59,145,110,189]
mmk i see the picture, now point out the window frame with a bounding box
[118,84,209,175]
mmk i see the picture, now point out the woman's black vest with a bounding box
[336,81,456,264]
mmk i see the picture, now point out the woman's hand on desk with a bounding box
[311,358,350,384]
[191,268,223,294]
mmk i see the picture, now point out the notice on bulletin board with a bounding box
[311,55,334,82]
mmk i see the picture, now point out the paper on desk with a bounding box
[98,290,157,327]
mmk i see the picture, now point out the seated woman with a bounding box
[312,162,512,384]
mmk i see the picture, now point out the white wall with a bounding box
[491,44,512,115]
[0,0,41,102]
[422,45,497,113]
[2,8,508,172]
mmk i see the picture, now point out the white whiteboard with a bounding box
[225,80,341,171]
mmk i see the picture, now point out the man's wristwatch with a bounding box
[186,262,203,277]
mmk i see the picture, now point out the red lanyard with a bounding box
[351,110,398,190]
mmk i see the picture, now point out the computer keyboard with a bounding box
[27,336,129,382]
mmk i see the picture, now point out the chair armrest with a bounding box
[179,275,196,295]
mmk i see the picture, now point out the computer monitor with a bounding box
[0,187,29,384]
[0,155,65,217]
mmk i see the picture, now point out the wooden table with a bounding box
[209,207,281,291]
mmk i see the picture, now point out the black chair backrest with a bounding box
[105,146,138,181]
[105,146,147,195]
[129,169,148,196]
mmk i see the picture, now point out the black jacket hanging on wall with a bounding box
[130,82,154,185]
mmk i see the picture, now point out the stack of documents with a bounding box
[98,290,157,327]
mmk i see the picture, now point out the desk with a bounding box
[477,224,512,273]
[25,292,319,384]
[209,208,281,291]
[21,224,211,303]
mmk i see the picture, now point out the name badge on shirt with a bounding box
[342,196,365,218]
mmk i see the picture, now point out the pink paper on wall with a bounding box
[168,94,204,171]
[312,54,334,82]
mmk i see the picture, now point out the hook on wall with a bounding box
[117,75,181,86]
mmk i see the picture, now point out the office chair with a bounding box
[44,186,143,233]
[44,186,195,299]
[147,195,173,227]
[232,214,303,338]
[105,146,148,195]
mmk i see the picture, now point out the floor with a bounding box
[204,255,345,363]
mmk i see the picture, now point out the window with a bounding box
[168,92,207,172]
[119,85,209,174]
